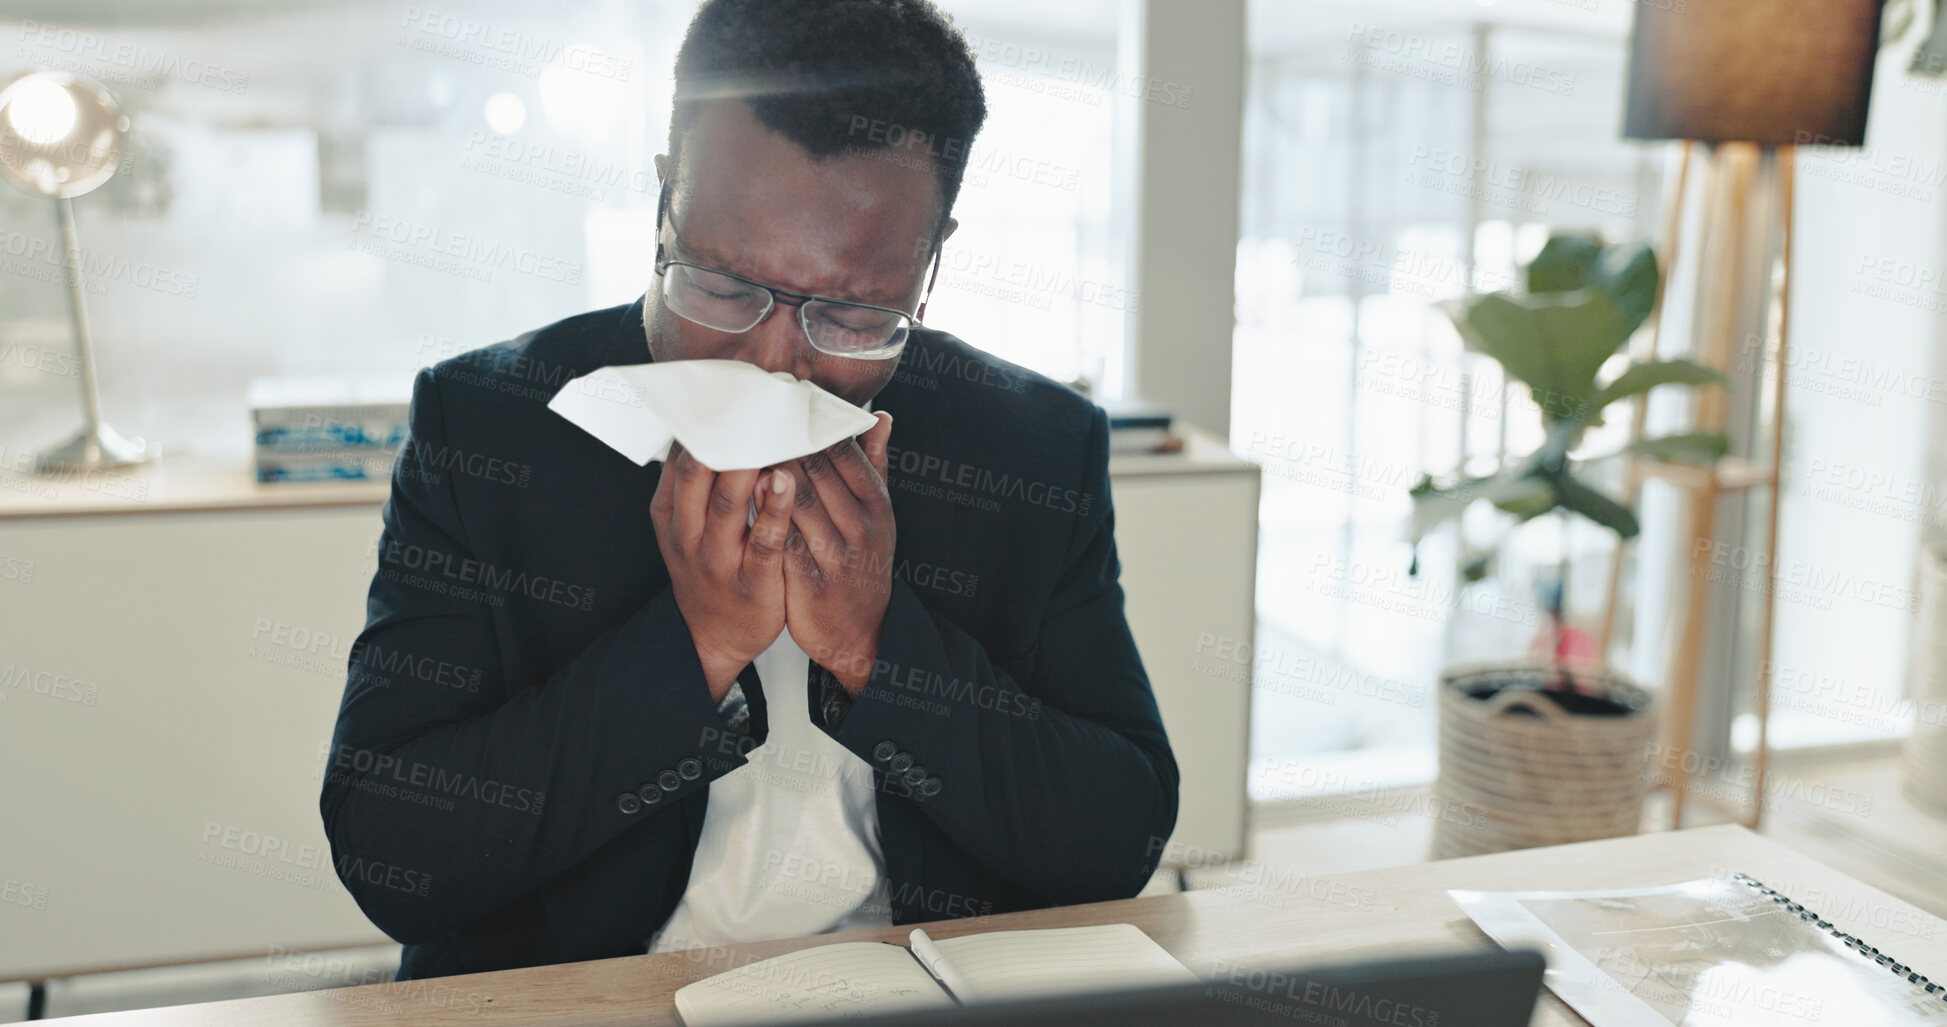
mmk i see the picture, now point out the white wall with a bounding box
[1765,28,1947,746]
[1127,0,1247,439]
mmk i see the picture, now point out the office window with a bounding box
[925,0,1129,392]
[1236,6,1663,798]
[0,0,1128,462]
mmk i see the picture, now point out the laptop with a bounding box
[785,948,1546,1027]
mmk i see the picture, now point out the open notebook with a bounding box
[671,923,1198,1025]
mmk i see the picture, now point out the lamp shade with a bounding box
[0,71,125,199]
[1623,0,1884,147]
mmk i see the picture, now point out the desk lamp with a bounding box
[0,70,156,472]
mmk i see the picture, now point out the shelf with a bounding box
[1634,455,1776,492]
[0,451,388,521]
[0,425,1259,522]
[1107,424,1259,479]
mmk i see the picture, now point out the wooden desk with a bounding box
[43,825,1947,1025]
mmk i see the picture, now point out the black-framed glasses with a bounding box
[652,179,943,360]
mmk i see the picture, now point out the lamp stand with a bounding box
[1597,142,1794,830]
[34,196,156,473]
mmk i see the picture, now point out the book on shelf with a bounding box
[248,375,412,485]
[246,375,412,427]
[1099,396,1178,454]
[1110,427,1177,454]
[255,421,409,451]
[253,448,399,484]
[671,923,1196,1026]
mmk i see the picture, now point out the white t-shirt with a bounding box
[647,625,893,952]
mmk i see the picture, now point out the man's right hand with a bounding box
[650,441,797,702]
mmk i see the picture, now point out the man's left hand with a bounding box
[783,411,896,695]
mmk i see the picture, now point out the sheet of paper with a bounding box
[930,923,1198,1004]
[1451,877,1947,1027]
[671,941,953,1026]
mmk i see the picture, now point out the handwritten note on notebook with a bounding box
[671,924,1197,1026]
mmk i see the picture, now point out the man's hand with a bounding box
[784,412,896,695]
[650,441,797,703]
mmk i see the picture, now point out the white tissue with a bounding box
[547,359,880,471]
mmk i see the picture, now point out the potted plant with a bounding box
[1406,230,1727,857]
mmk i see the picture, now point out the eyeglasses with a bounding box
[652,179,942,361]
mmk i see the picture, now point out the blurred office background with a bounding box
[4,0,1947,1019]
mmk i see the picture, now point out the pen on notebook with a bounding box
[908,929,976,1003]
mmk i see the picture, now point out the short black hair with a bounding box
[668,0,988,240]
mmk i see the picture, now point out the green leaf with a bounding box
[1627,432,1730,465]
[1451,234,1663,426]
[1408,469,1557,542]
[1408,473,1492,542]
[1588,359,1724,414]
[1446,294,1551,384]
[1491,476,1557,521]
[1587,241,1659,336]
[1525,292,1639,419]
[1527,233,1604,294]
[1449,288,1647,424]
[1551,473,1641,539]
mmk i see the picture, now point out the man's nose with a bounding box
[732,303,818,381]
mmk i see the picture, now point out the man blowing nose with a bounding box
[321,0,1178,982]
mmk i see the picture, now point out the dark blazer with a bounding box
[319,297,1179,981]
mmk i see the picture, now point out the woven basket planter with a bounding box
[1430,662,1658,859]
[1903,544,1947,819]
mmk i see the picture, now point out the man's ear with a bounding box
[941,216,959,244]
[654,153,667,181]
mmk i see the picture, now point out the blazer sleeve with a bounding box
[821,405,1180,903]
[319,367,742,945]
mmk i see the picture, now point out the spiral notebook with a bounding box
[1451,874,1947,1027]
